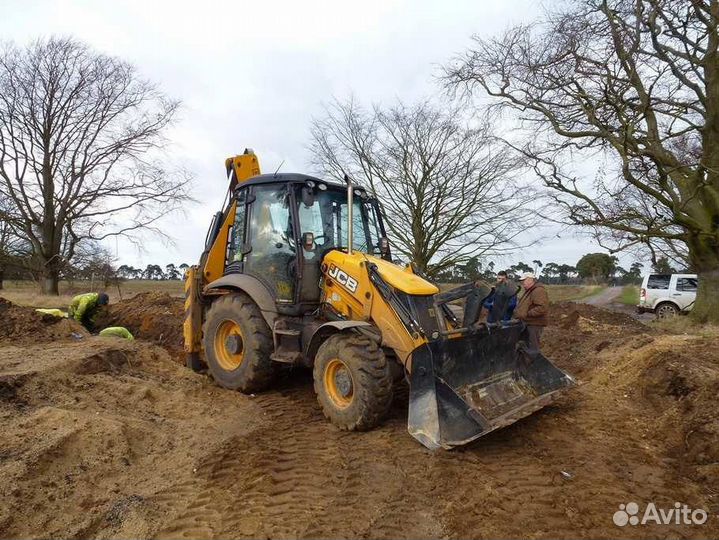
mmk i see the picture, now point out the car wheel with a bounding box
[655,302,679,319]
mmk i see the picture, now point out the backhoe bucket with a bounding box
[408,323,575,450]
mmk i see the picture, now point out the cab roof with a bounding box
[237,173,350,189]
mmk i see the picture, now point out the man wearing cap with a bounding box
[514,272,549,358]
[68,292,109,331]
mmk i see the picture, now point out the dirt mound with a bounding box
[0,338,256,538]
[2,294,718,538]
[0,297,87,343]
[636,338,719,487]
[543,301,652,378]
[552,300,648,330]
[94,292,184,358]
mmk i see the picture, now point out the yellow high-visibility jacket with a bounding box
[68,292,101,323]
[98,327,134,340]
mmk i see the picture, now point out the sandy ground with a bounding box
[1,295,718,539]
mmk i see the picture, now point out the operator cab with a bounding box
[226,173,391,316]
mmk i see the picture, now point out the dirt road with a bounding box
[582,286,622,306]
[1,296,717,539]
[579,286,656,323]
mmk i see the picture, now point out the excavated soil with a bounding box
[0,298,88,343]
[0,297,718,539]
[93,292,185,357]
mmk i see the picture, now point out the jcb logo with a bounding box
[328,264,359,294]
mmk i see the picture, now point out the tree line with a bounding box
[116,264,189,281]
[432,252,678,286]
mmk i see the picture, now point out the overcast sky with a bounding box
[2,0,644,273]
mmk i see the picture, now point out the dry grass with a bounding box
[649,315,719,337]
[1,280,184,308]
[546,284,604,302]
[3,279,604,309]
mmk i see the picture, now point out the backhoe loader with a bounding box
[183,149,574,449]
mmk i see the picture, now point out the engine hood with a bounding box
[364,255,439,296]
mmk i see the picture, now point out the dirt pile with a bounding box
[0,297,87,343]
[2,297,718,538]
[0,337,256,538]
[94,292,185,358]
[635,337,719,487]
[543,301,653,378]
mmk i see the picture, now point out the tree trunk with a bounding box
[0,268,4,290]
[40,265,60,295]
[688,238,719,323]
[692,268,719,323]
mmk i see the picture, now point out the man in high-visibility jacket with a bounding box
[68,292,109,330]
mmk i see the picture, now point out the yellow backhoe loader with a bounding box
[183,150,574,449]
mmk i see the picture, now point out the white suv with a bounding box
[637,273,698,318]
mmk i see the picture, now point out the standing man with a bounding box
[514,272,549,358]
[68,292,109,331]
[483,271,519,322]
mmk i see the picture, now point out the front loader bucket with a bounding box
[408,323,575,450]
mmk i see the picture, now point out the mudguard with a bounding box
[408,322,575,450]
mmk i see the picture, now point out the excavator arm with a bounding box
[183,150,261,368]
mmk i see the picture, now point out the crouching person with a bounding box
[68,292,109,331]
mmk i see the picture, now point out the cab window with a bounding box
[243,185,296,301]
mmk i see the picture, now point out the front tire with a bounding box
[313,333,393,431]
[203,293,275,392]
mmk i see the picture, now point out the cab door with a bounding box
[242,184,297,302]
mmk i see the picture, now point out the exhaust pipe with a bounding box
[344,174,353,255]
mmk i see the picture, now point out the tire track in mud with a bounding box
[148,381,447,540]
[151,384,348,539]
[46,335,711,540]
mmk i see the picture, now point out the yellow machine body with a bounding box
[320,250,437,364]
[183,150,261,355]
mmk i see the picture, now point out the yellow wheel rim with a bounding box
[214,319,245,370]
[324,358,354,409]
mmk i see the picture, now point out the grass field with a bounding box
[617,284,640,306]
[546,284,604,302]
[2,280,604,309]
[0,279,184,309]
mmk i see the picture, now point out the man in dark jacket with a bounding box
[514,272,549,358]
[483,271,519,323]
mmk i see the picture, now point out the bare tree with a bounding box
[310,98,535,278]
[0,197,29,289]
[0,37,190,295]
[444,0,719,321]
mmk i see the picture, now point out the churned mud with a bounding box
[0,295,717,539]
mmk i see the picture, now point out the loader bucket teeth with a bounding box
[408,323,575,450]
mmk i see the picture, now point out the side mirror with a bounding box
[301,186,315,208]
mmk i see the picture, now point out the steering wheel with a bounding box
[304,234,328,249]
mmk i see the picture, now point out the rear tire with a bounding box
[203,293,275,392]
[313,333,393,431]
[655,302,679,319]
